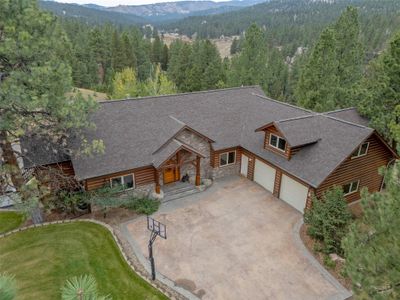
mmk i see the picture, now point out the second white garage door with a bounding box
[279,174,309,213]
[254,159,276,193]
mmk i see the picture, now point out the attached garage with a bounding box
[279,174,309,213]
[254,159,276,193]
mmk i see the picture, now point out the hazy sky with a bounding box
[54,0,230,6]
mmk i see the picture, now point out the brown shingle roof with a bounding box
[22,86,378,187]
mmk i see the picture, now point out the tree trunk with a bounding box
[0,130,25,192]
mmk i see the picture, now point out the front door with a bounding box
[163,167,179,184]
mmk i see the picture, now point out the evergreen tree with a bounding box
[111,30,125,72]
[230,37,240,55]
[121,33,137,70]
[334,6,364,106]
[167,40,192,91]
[265,48,289,100]
[356,31,400,148]
[295,6,363,111]
[304,186,352,255]
[343,163,400,299]
[295,28,339,112]
[0,0,99,195]
[151,29,163,64]
[161,44,169,71]
[228,24,269,89]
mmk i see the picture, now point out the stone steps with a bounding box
[162,184,200,203]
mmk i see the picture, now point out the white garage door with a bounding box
[280,174,309,213]
[254,159,276,193]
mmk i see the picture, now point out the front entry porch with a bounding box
[154,147,203,194]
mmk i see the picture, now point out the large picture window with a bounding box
[269,134,286,151]
[219,151,236,166]
[110,174,134,190]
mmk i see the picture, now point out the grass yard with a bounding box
[0,221,168,300]
[0,211,25,234]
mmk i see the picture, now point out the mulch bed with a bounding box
[299,223,353,290]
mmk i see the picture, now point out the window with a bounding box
[110,174,134,190]
[351,142,369,158]
[343,180,359,195]
[219,151,236,166]
[269,134,286,151]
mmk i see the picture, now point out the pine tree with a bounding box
[111,30,125,72]
[343,163,400,299]
[161,44,169,71]
[228,24,269,88]
[121,33,137,70]
[167,40,192,91]
[295,28,339,112]
[356,31,400,148]
[230,37,240,55]
[0,0,99,195]
[151,29,163,64]
[334,6,364,107]
[295,6,364,111]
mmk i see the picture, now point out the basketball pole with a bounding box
[148,231,158,280]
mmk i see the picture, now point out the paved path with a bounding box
[124,176,351,300]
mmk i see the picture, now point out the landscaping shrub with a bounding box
[304,186,352,255]
[125,197,160,215]
[342,164,400,299]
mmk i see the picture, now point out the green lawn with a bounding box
[0,221,168,300]
[0,211,25,234]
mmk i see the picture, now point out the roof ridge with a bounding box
[322,114,371,129]
[169,115,186,125]
[324,107,357,114]
[276,114,316,123]
[251,93,315,114]
[99,85,262,104]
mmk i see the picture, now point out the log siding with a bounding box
[316,133,394,203]
[85,165,155,191]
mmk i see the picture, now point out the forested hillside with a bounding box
[165,0,400,56]
[39,1,147,25]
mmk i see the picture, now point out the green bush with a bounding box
[304,186,352,255]
[125,197,160,215]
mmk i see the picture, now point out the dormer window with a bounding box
[269,134,286,152]
[351,142,369,159]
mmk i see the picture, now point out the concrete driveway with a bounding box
[125,176,350,300]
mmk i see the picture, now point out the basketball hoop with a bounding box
[147,216,167,280]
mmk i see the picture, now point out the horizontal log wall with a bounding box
[316,134,394,203]
[85,165,155,191]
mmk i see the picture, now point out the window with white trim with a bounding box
[343,180,359,195]
[219,151,236,166]
[110,174,134,190]
[269,134,286,151]
[351,142,369,158]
